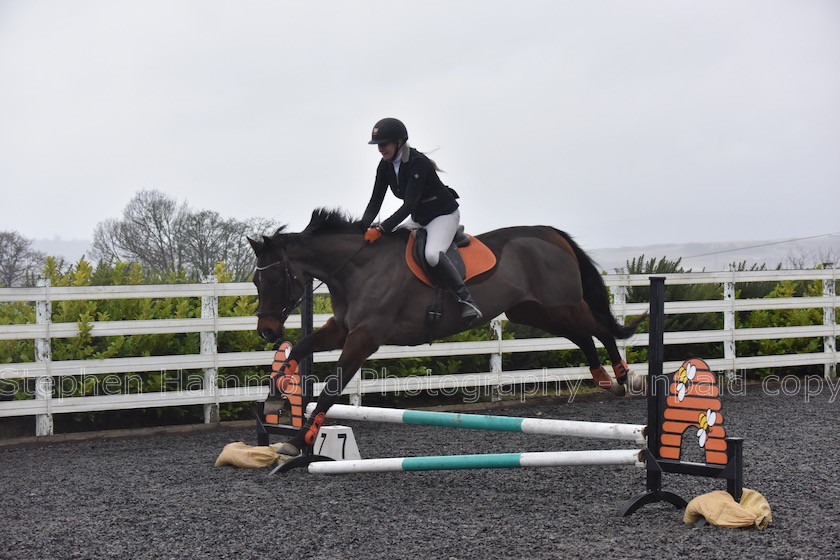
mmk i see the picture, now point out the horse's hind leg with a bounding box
[593,332,630,383]
[593,329,644,394]
[566,334,626,397]
[506,302,625,396]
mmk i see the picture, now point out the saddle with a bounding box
[405,226,497,287]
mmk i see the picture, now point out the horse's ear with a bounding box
[262,235,284,256]
[247,236,263,255]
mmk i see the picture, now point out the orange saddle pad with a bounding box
[405,232,497,287]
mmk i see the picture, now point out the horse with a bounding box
[248,208,646,458]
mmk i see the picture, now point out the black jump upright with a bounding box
[255,276,334,474]
[256,275,315,446]
[617,276,744,516]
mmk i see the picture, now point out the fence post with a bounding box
[490,317,503,402]
[723,269,737,381]
[201,275,219,423]
[349,370,362,407]
[613,278,629,362]
[824,264,837,380]
[34,278,53,436]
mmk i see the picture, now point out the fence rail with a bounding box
[1,269,837,435]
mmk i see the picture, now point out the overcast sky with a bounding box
[1,1,838,251]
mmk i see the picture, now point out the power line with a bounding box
[683,232,840,260]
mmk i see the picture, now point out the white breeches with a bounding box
[399,209,461,267]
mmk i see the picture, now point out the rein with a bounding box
[255,242,368,320]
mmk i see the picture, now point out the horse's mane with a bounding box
[264,209,364,246]
[301,208,365,235]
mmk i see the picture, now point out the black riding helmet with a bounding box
[368,118,408,145]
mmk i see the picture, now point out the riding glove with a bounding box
[364,226,383,244]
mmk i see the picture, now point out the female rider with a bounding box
[361,117,482,325]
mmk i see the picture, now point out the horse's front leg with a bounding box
[278,326,379,455]
[288,317,348,365]
[266,317,347,410]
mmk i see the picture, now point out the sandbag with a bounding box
[739,489,773,530]
[214,441,282,468]
[683,488,772,529]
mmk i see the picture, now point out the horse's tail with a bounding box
[554,229,647,339]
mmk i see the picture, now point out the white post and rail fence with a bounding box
[1,269,837,436]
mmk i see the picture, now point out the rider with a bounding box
[361,117,482,325]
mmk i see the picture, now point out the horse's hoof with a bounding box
[271,442,301,462]
[626,371,647,395]
[608,382,626,397]
[590,366,624,396]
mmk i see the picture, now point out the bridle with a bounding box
[254,242,368,321]
[254,259,301,320]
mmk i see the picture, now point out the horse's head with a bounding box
[248,234,304,342]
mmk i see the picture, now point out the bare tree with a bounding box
[784,246,839,270]
[178,209,227,278]
[226,217,283,280]
[0,231,46,287]
[178,212,279,280]
[93,189,278,280]
[92,189,188,276]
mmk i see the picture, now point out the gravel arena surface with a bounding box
[2,386,839,560]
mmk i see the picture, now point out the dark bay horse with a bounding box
[249,209,645,457]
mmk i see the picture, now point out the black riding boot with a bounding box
[430,252,483,326]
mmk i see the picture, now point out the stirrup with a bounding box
[460,299,483,325]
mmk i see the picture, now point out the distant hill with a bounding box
[32,238,92,264]
[589,236,840,272]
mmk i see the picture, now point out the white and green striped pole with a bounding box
[310,403,646,444]
[308,449,645,474]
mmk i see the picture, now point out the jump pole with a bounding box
[309,449,644,475]
[308,403,646,444]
